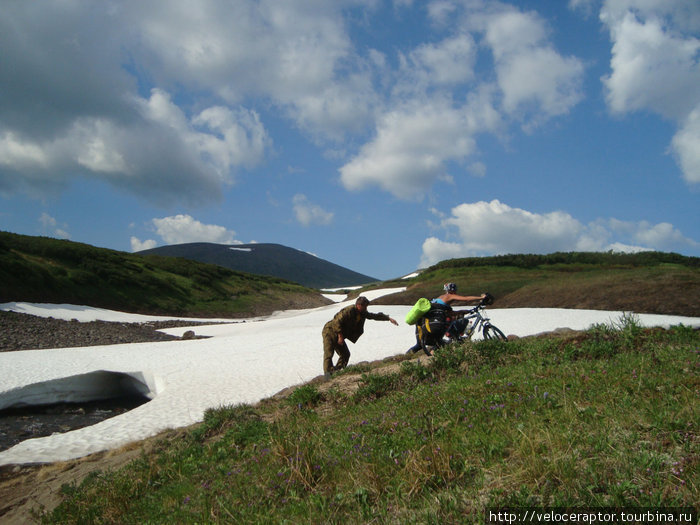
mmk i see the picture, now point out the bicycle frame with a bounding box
[451,304,496,340]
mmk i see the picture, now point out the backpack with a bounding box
[426,300,452,323]
[405,298,431,325]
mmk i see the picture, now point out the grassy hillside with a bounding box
[41,318,699,523]
[0,231,329,317]
[2,232,698,318]
[372,252,700,317]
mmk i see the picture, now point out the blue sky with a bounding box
[1,0,698,281]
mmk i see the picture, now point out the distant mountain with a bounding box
[136,243,378,289]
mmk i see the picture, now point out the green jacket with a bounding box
[324,304,391,343]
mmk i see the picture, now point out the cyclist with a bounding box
[435,282,486,308]
[407,283,485,355]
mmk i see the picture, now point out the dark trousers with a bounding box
[406,318,447,355]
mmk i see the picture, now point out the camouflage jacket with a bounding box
[323,304,390,343]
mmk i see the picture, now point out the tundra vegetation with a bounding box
[2,231,698,316]
[1,232,697,522]
[42,317,698,524]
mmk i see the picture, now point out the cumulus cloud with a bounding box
[671,106,700,184]
[480,7,585,125]
[340,102,475,199]
[2,0,694,214]
[397,34,477,91]
[292,194,334,226]
[0,89,270,206]
[0,1,360,203]
[419,200,698,267]
[340,1,584,199]
[38,213,70,240]
[129,1,374,138]
[600,0,700,183]
[339,88,501,199]
[0,0,591,206]
[134,214,240,247]
[130,237,157,252]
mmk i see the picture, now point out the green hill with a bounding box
[2,231,698,318]
[371,252,700,317]
[0,231,329,318]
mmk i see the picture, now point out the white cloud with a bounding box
[600,0,700,183]
[427,1,458,26]
[568,0,597,17]
[0,0,591,206]
[129,1,374,138]
[601,5,700,120]
[149,215,240,245]
[481,8,585,125]
[340,102,470,199]
[292,194,334,226]
[0,132,49,170]
[0,88,270,206]
[605,217,698,250]
[38,213,70,240]
[339,90,500,199]
[130,237,157,252]
[0,1,353,203]
[399,34,477,89]
[419,200,698,267]
[339,2,585,200]
[671,105,700,183]
[139,89,270,178]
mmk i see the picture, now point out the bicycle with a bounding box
[445,293,507,342]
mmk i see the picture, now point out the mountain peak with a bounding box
[137,242,378,288]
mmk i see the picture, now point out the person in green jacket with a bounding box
[322,296,398,375]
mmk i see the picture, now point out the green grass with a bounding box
[41,318,698,523]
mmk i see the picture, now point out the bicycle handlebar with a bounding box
[480,292,494,306]
[450,293,493,317]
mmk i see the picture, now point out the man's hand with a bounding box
[389,317,398,326]
[337,333,344,345]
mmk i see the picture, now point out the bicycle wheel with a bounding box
[483,324,507,341]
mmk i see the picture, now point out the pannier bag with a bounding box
[405,297,432,325]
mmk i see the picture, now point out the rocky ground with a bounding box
[0,310,219,352]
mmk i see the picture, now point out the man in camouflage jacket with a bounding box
[322,296,398,374]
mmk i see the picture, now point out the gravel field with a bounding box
[0,310,212,352]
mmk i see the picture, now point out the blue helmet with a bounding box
[444,282,457,294]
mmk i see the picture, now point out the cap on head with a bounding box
[444,282,457,294]
[355,296,370,306]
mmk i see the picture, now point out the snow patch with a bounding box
[0,370,159,410]
[1,293,698,465]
